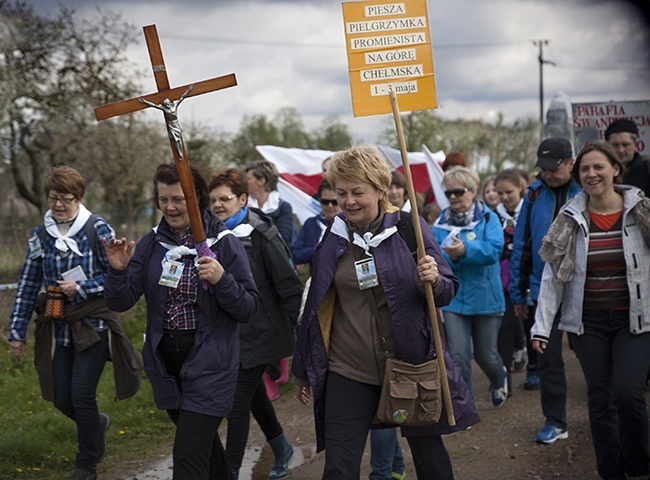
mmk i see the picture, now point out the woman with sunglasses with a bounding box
[208,168,303,480]
[290,179,341,269]
[432,166,509,407]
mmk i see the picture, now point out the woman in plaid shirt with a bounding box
[9,166,116,480]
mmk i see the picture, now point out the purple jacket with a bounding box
[292,210,479,451]
[104,211,258,417]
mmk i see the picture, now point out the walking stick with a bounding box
[389,91,456,426]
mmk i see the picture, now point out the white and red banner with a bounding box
[256,145,332,197]
[257,144,449,226]
[379,144,448,209]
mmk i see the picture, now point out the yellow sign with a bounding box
[342,0,437,117]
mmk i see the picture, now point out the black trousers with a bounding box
[323,371,454,480]
[570,310,650,479]
[226,364,283,469]
[159,330,232,480]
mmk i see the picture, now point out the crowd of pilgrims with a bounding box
[7,117,650,480]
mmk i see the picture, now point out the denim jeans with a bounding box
[52,329,109,470]
[369,428,405,479]
[443,312,506,397]
[570,309,650,479]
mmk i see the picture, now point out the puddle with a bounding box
[127,444,314,479]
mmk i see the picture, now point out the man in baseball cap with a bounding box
[510,136,580,444]
[605,118,650,196]
[535,137,574,188]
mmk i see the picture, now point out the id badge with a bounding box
[355,257,379,290]
[28,235,43,259]
[159,259,184,288]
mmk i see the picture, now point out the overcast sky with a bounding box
[30,0,650,143]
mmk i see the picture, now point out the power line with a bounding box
[158,32,527,50]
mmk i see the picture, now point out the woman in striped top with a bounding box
[531,142,650,480]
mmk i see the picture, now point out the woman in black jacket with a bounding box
[209,168,304,480]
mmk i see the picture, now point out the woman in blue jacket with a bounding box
[103,163,258,480]
[432,167,508,407]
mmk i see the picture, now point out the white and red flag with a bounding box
[378,145,449,209]
[256,145,333,197]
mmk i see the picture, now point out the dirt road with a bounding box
[106,335,649,479]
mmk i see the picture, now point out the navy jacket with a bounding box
[290,214,329,266]
[509,179,581,305]
[292,210,479,451]
[104,211,258,417]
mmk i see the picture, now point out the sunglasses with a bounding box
[444,188,469,198]
[320,198,338,206]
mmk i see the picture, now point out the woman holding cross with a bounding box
[103,163,258,480]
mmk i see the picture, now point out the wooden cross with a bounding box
[94,24,237,254]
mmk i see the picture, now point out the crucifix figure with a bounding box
[94,24,237,262]
[138,84,193,160]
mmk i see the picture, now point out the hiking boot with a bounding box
[490,367,508,407]
[70,467,97,480]
[513,348,528,372]
[535,424,568,444]
[98,413,111,463]
[268,433,293,479]
[524,368,540,390]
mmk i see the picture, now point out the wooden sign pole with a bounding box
[390,90,456,426]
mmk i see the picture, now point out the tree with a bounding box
[0,2,140,212]
[313,115,355,151]
[378,109,540,173]
[68,117,167,237]
[274,106,311,149]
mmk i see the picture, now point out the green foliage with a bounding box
[0,2,141,212]
[379,110,541,173]
[0,298,176,479]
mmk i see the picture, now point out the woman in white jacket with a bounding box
[531,142,650,480]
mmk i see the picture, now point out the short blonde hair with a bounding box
[327,145,391,211]
[442,167,480,191]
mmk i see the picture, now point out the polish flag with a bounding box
[277,178,321,225]
[256,145,332,197]
[378,145,449,209]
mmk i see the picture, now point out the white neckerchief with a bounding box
[43,204,92,256]
[317,217,329,243]
[495,200,522,226]
[154,227,231,266]
[433,214,480,248]
[330,216,398,257]
[230,223,255,238]
[248,190,280,214]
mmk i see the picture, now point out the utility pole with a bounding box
[533,39,556,139]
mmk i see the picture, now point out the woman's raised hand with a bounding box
[102,237,135,271]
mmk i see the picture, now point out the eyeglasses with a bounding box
[320,198,338,206]
[47,195,77,205]
[444,188,469,198]
[209,194,237,205]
